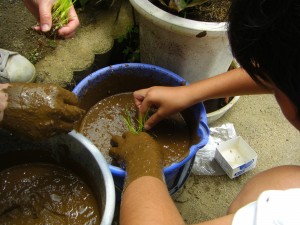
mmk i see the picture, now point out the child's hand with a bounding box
[133,86,191,130]
[110,132,164,189]
[1,83,85,139]
[23,0,79,38]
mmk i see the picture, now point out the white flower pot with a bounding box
[129,0,233,83]
[206,96,240,124]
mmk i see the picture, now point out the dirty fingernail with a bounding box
[41,24,50,32]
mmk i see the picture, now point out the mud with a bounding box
[79,92,190,166]
[2,83,84,139]
[111,131,164,188]
[0,163,100,225]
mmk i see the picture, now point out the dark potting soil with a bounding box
[204,97,234,113]
[150,0,232,22]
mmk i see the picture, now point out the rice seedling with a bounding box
[122,107,150,134]
[52,0,76,32]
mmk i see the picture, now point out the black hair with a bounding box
[228,0,300,112]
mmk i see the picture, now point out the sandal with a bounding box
[0,48,36,83]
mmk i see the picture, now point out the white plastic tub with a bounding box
[129,0,233,83]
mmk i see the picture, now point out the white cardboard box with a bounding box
[215,136,258,179]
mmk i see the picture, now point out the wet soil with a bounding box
[79,92,191,166]
[0,163,100,225]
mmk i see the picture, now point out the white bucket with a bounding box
[129,0,233,83]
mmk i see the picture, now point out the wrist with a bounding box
[125,159,164,189]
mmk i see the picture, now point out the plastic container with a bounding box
[0,130,115,225]
[129,0,233,83]
[215,136,258,178]
[206,60,241,124]
[73,63,210,199]
[206,96,240,124]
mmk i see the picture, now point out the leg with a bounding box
[228,165,300,213]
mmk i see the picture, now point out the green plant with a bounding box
[52,0,76,31]
[116,25,140,62]
[158,0,209,12]
[122,108,149,134]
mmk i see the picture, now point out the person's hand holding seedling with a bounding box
[134,85,194,130]
[122,107,150,134]
[23,0,79,38]
[110,131,164,189]
[0,83,85,139]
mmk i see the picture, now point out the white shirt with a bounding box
[232,188,300,225]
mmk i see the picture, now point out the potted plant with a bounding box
[128,0,233,83]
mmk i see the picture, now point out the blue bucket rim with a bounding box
[73,63,210,178]
[73,63,187,96]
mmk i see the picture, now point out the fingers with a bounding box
[134,88,165,130]
[57,6,79,38]
[133,88,156,115]
[109,147,120,159]
[122,131,134,139]
[59,31,76,39]
[133,90,146,109]
[60,104,85,122]
[37,0,53,32]
[53,120,74,134]
[111,135,125,147]
[109,135,125,160]
[144,110,164,130]
[59,87,79,106]
[53,87,85,121]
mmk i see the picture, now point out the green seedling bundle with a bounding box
[52,0,76,31]
[122,108,150,134]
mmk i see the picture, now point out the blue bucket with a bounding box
[73,63,209,198]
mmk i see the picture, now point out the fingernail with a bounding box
[144,124,150,130]
[41,24,50,32]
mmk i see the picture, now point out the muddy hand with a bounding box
[110,131,164,189]
[0,83,85,139]
[0,84,9,121]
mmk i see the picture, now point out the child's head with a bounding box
[228,0,300,129]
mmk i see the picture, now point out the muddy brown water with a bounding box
[79,92,191,166]
[75,72,201,169]
[0,163,100,225]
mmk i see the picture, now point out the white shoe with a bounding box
[0,48,36,83]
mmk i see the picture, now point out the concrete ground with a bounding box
[1,1,300,224]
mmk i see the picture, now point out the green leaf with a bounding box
[122,107,150,134]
